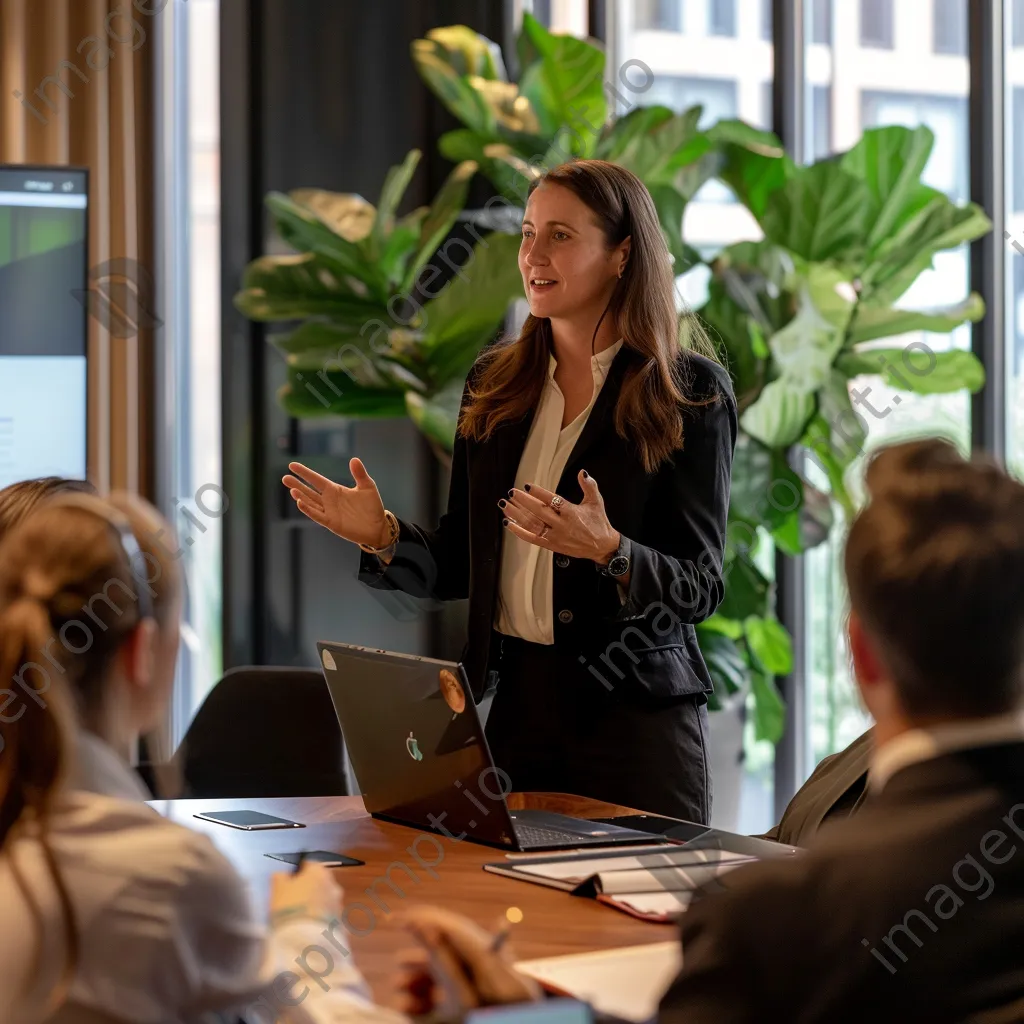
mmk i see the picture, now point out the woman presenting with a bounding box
[284,160,737,823]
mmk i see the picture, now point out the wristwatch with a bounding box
[598,535,631,578]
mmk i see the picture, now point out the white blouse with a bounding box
[0,733,404,1024]
[495,339,623,644]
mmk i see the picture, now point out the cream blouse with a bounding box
[494,339,623,644]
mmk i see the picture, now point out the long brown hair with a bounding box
[459,160,722,473]
[0,492,181,1008]
[846,438,1024,717]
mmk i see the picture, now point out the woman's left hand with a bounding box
[500,469,620,565]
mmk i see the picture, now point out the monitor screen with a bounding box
[0,166,88,487]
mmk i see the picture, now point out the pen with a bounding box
[292,850,307,875]
[489,925,511,954]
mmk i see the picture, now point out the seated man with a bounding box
[396,438,1024,1023]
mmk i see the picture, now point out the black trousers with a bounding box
[484,632,712,825]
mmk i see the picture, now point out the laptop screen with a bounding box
[319,643,516,848]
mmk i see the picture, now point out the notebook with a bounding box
[515,942,682,1023]
[484,845,756,921]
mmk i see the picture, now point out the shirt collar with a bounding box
[546,338,624,380]
[869,710,1024,793]
[70,731,153,802]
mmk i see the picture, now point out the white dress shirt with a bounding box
[0,732,405,1024]
[869,709,1024,793]
[495,339,623,645]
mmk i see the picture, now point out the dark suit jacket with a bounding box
[360,347,738,703]
[660,741,1024,1023]
[759,728,874,847]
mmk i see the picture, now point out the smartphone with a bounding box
[194,810,305,830]
[591,814,712,843]
[265,850,365,868]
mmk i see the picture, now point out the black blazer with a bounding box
[360,347,738,703]
[660,741,1024,1023]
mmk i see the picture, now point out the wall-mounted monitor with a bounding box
[0,165,88,488]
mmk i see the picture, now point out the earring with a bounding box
[618,265,625,279]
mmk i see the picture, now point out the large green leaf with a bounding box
[273,322,403,390]
[380,207,429,288]
[800,413,852,513]
[420,25,507,80]
[709,120,794,218]
[817,369,867,468]
[860,197,991,307]
[595,105,676,163]
[420,232,524,385]
[768,288,848,393]
[288,189,376,243]
[695,630,749,698]
[744,615,793,675]
[840,125,934,252]
[612,109,704,185]
[847,293,984,345]
[234,253,387,322]
[716,550,771,621]
[837,346,985,394]
[750,668,786,744]
[402,160,479,294]
[405,379,464,451]
[740,377,816,448]
[278,369,406,419]
[517,13,606,157]
[374,150,422,254]
[760,161,876,262]
[648,185,689,274]
[699,282,765,402]
[411,39,497,136]
[729,434,804,532]
[266,192,388,299]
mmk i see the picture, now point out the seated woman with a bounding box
[0,490,401,1023]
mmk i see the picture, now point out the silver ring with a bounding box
[538,523,550,539]
[550,495,564,513]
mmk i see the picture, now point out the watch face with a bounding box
[608,554,630,577]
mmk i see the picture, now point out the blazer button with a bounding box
[558,609,573,624]
[555,555,569,568]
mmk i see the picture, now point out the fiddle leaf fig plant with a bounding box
[695,123,990,739]
[234,147,524,455]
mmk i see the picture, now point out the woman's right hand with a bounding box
[283,458,389,550]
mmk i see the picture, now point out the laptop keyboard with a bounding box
[513,822,595,848]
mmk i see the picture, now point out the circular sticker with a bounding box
[321,648,337,671]
[439,668,466,714]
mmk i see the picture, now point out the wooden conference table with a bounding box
[155,792,671,1005]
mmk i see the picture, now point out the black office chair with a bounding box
[175,666,349,798]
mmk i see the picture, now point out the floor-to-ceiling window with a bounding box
[158,0,223,742]
[803,0,971,770]
[616,0,774,833]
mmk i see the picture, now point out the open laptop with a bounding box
[317,641,668,851]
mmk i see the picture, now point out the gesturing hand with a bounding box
[282,458,390,550]
[501,469,620,565]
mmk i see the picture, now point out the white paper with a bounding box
[607,891,694,916]
[516,941,682,1023]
